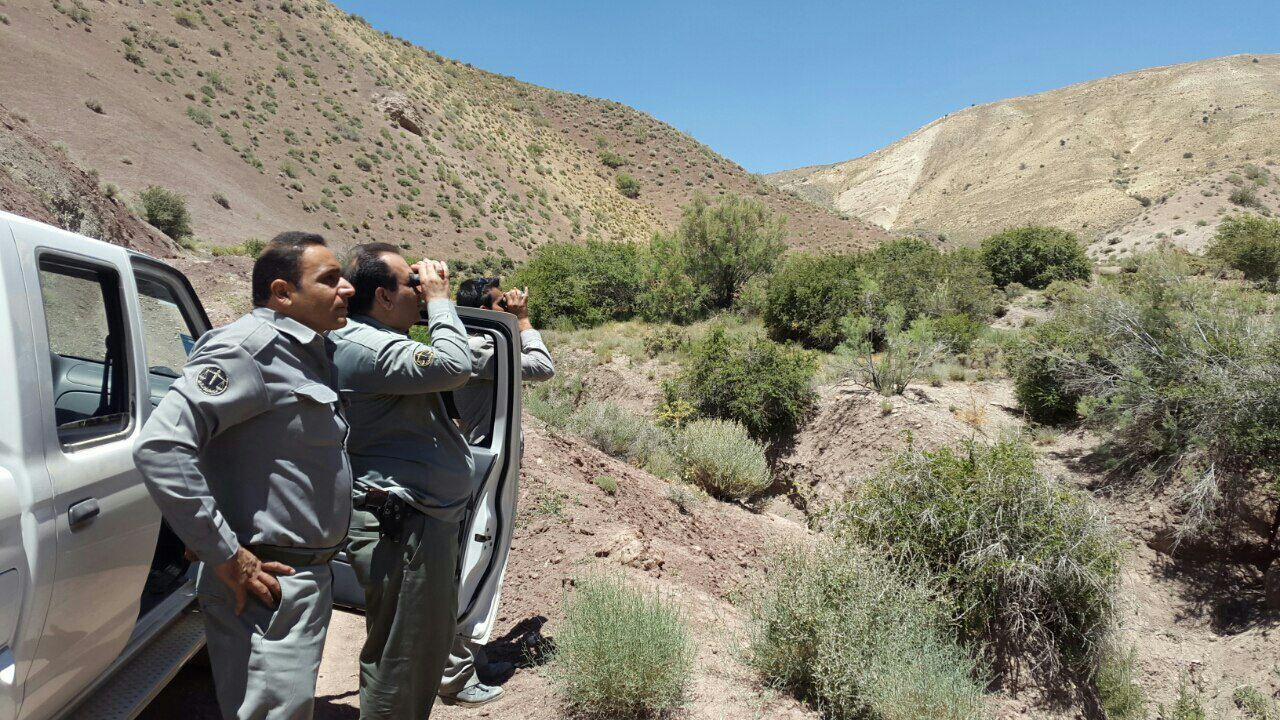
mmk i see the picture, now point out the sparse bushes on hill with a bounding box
[979,225,1092,289]
[599,150,626,169]
[833,436,1122,678]
[551,574,693,719]
[677,192,787,310]
[763,254,864,350]
[1206,214,1280,281]
[749,543,986,720]
[676,418,770,500]
[674,326,817,440]
[209,238,266,258]
[1230,186,1262,209]
[510,241,641,328]
[138,185,192,241]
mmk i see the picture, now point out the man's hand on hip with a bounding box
[213,546,296,615]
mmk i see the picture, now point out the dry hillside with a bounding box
[0,0,882,264]
[769,54,1280,247]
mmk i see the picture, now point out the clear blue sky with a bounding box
[331,0,1280,174]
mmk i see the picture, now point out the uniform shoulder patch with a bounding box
[195,366,229,395]
[413,346,436,368]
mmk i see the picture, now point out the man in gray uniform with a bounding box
[331,243,474,720]
[438,277,555,706]
[134,232,355,720]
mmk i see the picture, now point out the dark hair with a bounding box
[251,232,327,307]
[344,242,402,316]
[457,277,501,308]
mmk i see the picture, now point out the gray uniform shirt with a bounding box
[455,329,555,444]
[331,301,475,521]
[133,308,354,565]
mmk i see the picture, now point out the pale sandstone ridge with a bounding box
[769,54,1280,244]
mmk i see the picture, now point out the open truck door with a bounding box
[332,306,522,649]
[0,212,213,720]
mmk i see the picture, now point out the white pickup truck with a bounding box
[0,211,523,720]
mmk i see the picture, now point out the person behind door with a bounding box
[331,243,474,720]
[437,277,556,706]
[133,232,355,720]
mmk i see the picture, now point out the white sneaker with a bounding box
[440,683,504,707]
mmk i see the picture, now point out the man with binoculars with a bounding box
[330,243,474,720]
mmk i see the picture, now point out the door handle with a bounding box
[68,498,100,529]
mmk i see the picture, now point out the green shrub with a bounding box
[865,240,998,326]
[676,419,770,500]
[1230,185,1262,208]
[838,303,943,396]
[510,241,641,328]
[677,193,786,310]
[138,185,192,240]
[209,238,266,258]
[932,313,985,354]
[1006,317,1088,424]
[599,150,626,168]
[1037,253,1280,540]
[615,173,639,198]
[979,225,1092,289]
[1166,676,1206,720]
[1233,686,1279,720]
[551,575,693,718]
[1206,214,1280,281]
[1096,644,1148,720]
[833,436,1122,678]
[635,233,704,324]
[749,542,986,720]
[592,475,618,496]
[763,253,863,350]
[676,326,817,440]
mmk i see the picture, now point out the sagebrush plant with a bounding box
[748,542,986,720]
[551,574,693,719]
[137,185,192,240]
[979,225,1092,289]
[567,401,678,479]
[1206,213,1280,282]
[675,326,817,440]
[1034,253,1280,542]
[1233,686,1279,720]
[676,418,771,500]
[831,436,1122,679]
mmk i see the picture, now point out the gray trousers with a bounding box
[439,636,485,695]
[196,562,332,720]
[347,508,460,720]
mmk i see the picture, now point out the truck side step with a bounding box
[65,606,205,720]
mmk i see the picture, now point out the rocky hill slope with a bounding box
[0,0,882,261]
[768,54,1280,247]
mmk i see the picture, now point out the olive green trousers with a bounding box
[347,508,459,720]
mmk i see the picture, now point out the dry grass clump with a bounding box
[675,418,770,500]
[749,542,986,720]
[551,574,693,718]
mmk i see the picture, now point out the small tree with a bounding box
[839,301,943,396]
[636,233,705,324]
[677,193,787,310]
[138,185,192,241]
[979,225,1092,289]
[763,253,863,350]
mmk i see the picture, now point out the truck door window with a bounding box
[135,274,199,390]
[37,257,132,446]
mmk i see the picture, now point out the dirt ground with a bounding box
[142,369,1280,719]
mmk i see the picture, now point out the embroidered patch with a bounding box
[196,366,229,395]
[413,346,436,368]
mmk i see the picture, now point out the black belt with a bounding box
[246,543,344,567]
